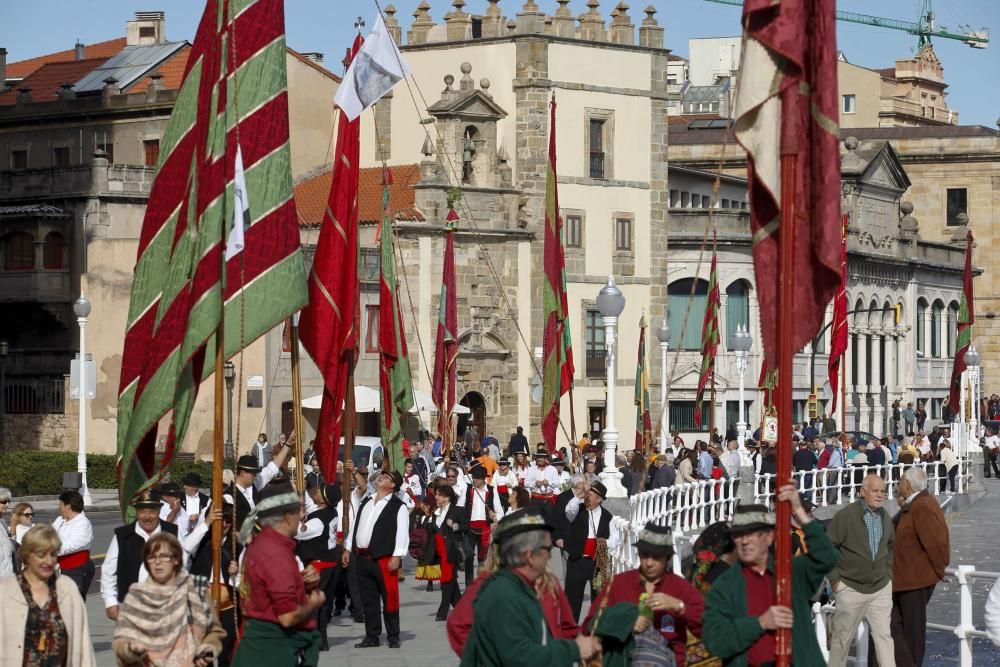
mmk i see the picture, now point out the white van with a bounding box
[339,436,385,476]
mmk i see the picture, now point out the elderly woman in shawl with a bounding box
[112,533,225,666]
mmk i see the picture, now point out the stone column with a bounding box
[638,5,664,48]
[856,326,869,430]
[482,0,505,37]
[408,1,435,45]
[871,329,884,433]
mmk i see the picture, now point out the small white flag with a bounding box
[334,14,412,121]
[226,146,248,260]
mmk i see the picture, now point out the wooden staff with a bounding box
[340,372,356,541]
[211,318,225,606]
[289,316,306,495]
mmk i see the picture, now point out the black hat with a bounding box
[589,480,608,499]
[534,450,550,459]
[470,465,488,480]
[634,521,675,556]
[320,483,342,508]
[729,503,775,536]
[236,455,261,473]
[379,468,403,491]
[257,482,301,518]
[552,458,565,466]
[182,472,203,487]
[498,459,510,466]
[159,482,181,498]
[493,510,554,544]
[131,488,162,509]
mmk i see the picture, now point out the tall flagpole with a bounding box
[341,372,356,541]
[289,317,306,495]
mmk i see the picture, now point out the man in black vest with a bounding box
[183,496,237,666]
[297,483,341,651]
[99,489,179,621]
[181,472,211,533]
[563,479,614,620]
[342,469,410,649]
[463,464,505,586]
[230,445,291,533]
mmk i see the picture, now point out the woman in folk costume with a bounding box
[425,482,467,621]
[112,532,224,666]
[413,493,440,590]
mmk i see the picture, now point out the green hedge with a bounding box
[0,451,221,497]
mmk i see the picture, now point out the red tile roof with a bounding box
[128,46,191,94]
[876,67,897,80]
[0,58,109,106]
[294,164,423,228]
[6,37,127,79]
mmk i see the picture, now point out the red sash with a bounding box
[58,550,90,571]
[497,484,508,495]
[375,556,401,613]
[311,560,338,572]
[582,538,597,559]
[469,520,491,561]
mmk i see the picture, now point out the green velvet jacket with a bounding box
[703,520,838,667]
[460,569,581,667]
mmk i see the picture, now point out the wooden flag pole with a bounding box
[211,318,225,606]
[341,371,356,541]
[568,385,579,451]
[774,153,797,666]
[289,317,306,495]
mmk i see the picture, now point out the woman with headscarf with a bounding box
[0,524,96,667]
[113,532,224,666]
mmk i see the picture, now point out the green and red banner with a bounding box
[828,215,849,412]
[116,0,307,515]
[694,240,720,429]
[541,95,574,452]
[378,168,414,473]
[634,315,652,452]
[433,209,459,444]
[949,230,975,410]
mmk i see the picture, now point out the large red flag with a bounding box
[298,37,362,482]
[828,215,849,412]
[433,209,459,445]
[949,231,975,410]
[735,0,842,369]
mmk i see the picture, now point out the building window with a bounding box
[930,300,943,358]
[564,214,583,248]
[669,190,680,207]
[52,147,70,167]
[589,119,605,178]
[725,280,750,340]
[946,188,967,226]
[842,94,856,114]
[669,400,712,432]
[725,401,750,430]
[615,216,633,252]
[948,301,959,357]
[680,192,690,208]
[585,308,606,379]
[851,333,859,385]
[365,305,379,353]
[143,139,160,167]
[42,232,64,269]
[916,299,927,356]
[668,278,709,350]
[3,232,34,270]
[585,109,613,180]
[359,247,380,283]
[11,150,27,169]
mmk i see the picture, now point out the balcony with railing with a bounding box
[588,151,605,179]
[4,375,65,414]
[585,349,607,378]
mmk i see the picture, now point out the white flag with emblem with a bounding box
[225,145,248,260]
[334,14,411,121]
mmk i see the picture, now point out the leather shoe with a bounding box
[354,638,380,649]
[319,637,330,652]
[388,638,401,649]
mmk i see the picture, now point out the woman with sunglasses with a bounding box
[10,502,34,544]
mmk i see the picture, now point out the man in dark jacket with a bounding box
[508,426,530,458]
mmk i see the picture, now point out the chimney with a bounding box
[101,76,119,102]
[127,11,166,46]
[146,72,162,102]
[299,52,324,64]
[58,82,76,101]
[0,48,6,91]
[75,40,85,60]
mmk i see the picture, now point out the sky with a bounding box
[3,0,998,127]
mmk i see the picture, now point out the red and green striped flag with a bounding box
[694,239,721,429]
[116,0,307,514]
[378,168,414,473]
[828,215,849,412]
[635,315,652,452]
[433,208,459,446]
[541,94,574,452]
[949,230,975,410]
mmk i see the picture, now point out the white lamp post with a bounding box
[655,318,671,450]
[596,276,627,498]
[963,345,981,459]
[730,324,753,460]
[74,296,92,507]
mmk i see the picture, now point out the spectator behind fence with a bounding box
[826,474,895,667]
[0,524,96,667]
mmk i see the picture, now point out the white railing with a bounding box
[812,565,999,667]
[753,460,973,509]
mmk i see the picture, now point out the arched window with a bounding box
[916,298,928,356]
[931,300,944,358]
[947,301,960,357]
[725,280,750,340]
[668,278,709,350]
[3,232,33,270]
[43,232,64,269]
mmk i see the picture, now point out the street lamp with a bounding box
[655,318,671,450]
[0,340,7,452]
[729,324,753,459]
[224,361,236,460]
[963,345,981,459]
[73,296,92,507]
[596,276,627,498]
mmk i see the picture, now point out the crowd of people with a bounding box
[1,417,1000,666]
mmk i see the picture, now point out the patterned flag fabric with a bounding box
[828,215,849,412]
[116,0,307,514]
[949,231,975,410]
[758,358,778,413]
[634,316,652,452]
[378,169,414,473]
[433,209,459,446]
[298,37,363,482]
[734,0,841,369]
[541,95,573,452]
[694,244,721,429]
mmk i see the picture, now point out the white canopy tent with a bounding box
[301,386,469,415]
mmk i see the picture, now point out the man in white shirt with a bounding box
[342,470,409,649]
[492,459,519,510]
[552,457,572,490]
[101,489,182,620]
[563,480,619,620]
[524,451,561,505]
[180,472,210,532]
[231,445,292,532]
[462,465,505,585]
[157,482,190,536]
[52,489,94,598]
